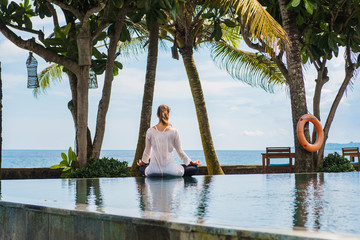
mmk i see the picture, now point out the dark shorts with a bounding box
[139,164,198,177]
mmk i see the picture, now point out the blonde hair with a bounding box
[157,104,170,125]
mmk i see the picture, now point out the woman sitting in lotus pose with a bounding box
[137,104,200,177]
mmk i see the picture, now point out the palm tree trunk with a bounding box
[91,6,128,159]
[131,22,159,176]
[180,47,224,175]
[279,0,313,172]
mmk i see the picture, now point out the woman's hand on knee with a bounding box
[190,160,201,166]
[137,160,145,166]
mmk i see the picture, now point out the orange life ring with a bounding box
[296,114,324,152]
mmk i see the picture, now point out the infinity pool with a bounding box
[1,172,360,236]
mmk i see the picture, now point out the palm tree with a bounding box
[128,0,288,175]
[131,22,160,176]
[37,0,289,175]
[160,0,288,175]
[278,0,313,172]
[217,0,315,172]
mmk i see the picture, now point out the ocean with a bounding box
[1,149,341,168]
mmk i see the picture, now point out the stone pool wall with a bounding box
[0,201,350,240]
[0,165,294,179]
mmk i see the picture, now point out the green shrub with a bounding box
[317,152,355,172]
[50,147,76,178]
[68,157,130,178]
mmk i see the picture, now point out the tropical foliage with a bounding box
[0,0,135,167]
[1,0,291,174]
[210,42,286,92]
[33,64,64,97]
[50,147,77,178]
[128,0,289,175]
[288,0,360,168]
[317,152,355,172]
[68,157,130,178]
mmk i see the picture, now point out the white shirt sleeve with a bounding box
[141,129,152,164]
[174,129,191,166]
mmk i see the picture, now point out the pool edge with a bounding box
[0,200,358,240]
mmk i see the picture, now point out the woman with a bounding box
[137,105,200,177]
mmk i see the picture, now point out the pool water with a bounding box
[1,172,360,236]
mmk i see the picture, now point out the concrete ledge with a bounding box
[0,201,357,240]
[0,165,293,179]
[1,168,63,179]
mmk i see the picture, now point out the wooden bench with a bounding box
[342,147,360,170]
[262,147,294,173]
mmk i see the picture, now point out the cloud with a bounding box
[0,40,28,63]
[155,80,192,99]
[2,73,26,90]
[241,130,265,137]
[202,80,246,96]
[196,59,234,78]
[329,48,346,68]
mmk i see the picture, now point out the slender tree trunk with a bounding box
[67,73,93,160]
[76,66,90,168]
[311,65,328,168]
[0,61,2,179]
[68,74,78,123]
[180,47,224,175]
[91,6,128,159]
[131,22,160,176]
[75,22,92,168]
[279,0,313,172]
[316,53,355,167]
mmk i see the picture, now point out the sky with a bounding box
[0,13,359,151]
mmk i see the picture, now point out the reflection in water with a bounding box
[196,176,212,224]
[136,177,199,220]
[3,173,360,235]
[135,177,146,212]
[74,178,103,212]
[293,173,324,231]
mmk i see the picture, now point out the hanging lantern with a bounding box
[88,68,98,89]
[26,52,39,88]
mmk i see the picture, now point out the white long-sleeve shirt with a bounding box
[141,126,191,177]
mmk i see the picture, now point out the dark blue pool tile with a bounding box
[4,206,26,239]
[0,206,5,240]
[26,210,49,240]
[74,214,102,240]
[102,219,136,240]
[48,212,75,239]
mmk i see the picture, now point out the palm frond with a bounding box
[220,24,242,48]
[116,36,150,61]
[127,19,148,37]
[218,0,289,52]
[115,19,172,61]
[33,64,64,98]
[210,41,286,92]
